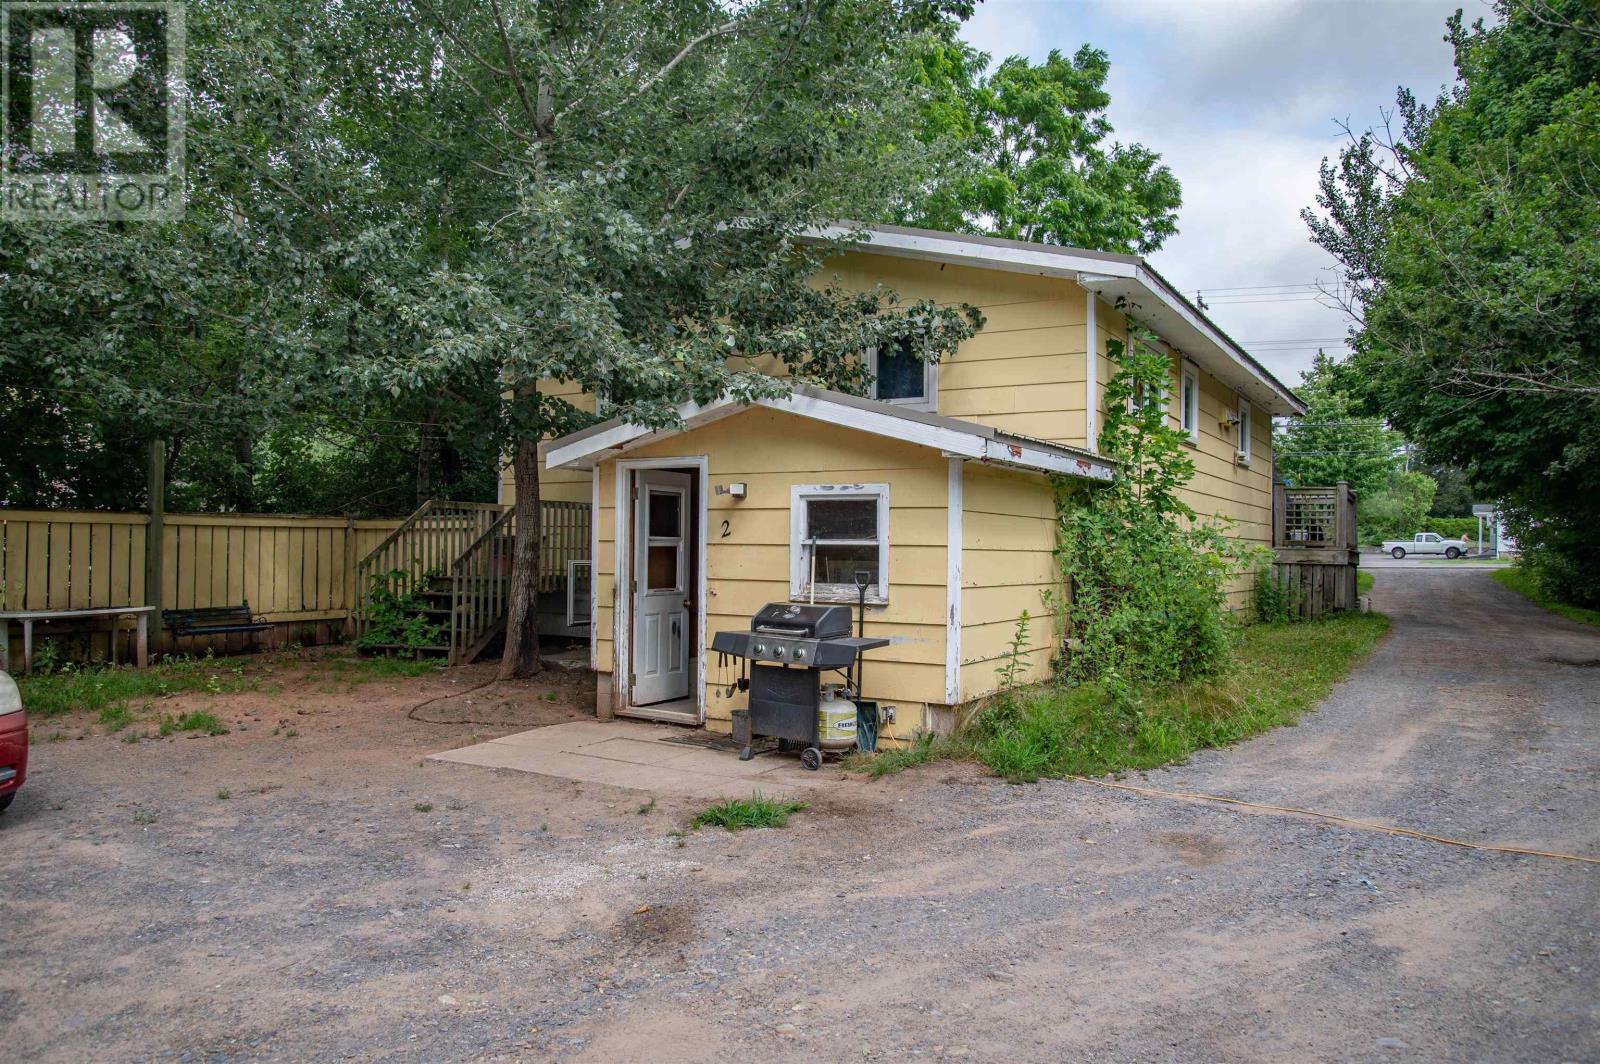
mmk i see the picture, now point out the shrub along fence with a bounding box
[0,509,402,663]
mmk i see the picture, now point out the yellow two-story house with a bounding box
[522,224,1304,741]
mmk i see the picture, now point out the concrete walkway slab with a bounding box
[427,719,831,799]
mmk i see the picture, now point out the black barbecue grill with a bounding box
[712,601,888,769]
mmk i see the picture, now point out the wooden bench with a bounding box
[0,606,156,674]
[162,602,271,646]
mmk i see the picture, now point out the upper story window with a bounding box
[868,336,937,413]
[1236,400,1253,464]
[790,484,889,603]
[1179,363,1200,444]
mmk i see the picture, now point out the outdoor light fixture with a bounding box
[715,482,748,498]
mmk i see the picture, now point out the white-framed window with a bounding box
[868,336,937,412]
[566,560,592,626]
[790,483,890,603]
[1128,342,1169,414]
[1179,362,1200,444]
[1236,400,1253,464]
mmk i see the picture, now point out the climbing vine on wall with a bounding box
[1053,340,1262,703]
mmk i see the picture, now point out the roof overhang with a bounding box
[805,223,1306,417]
[543,384,1117,482]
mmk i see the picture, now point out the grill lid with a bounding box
[751,602,853,639]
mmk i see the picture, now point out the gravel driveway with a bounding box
[3,569,1597,1062]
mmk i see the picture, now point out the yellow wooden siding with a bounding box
[1168,358,1276,608]
[590,405,951,742]
[958,464,1060,702]
[820,252,1099,450]
[501,377,596,507]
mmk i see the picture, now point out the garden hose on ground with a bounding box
[1068,775,1600,867]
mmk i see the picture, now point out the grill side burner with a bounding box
[711,601,890,770]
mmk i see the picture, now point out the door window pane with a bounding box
[647,545,679,590]
[875,337,926,401]
[807,498,876,540]
[648,490,681,538]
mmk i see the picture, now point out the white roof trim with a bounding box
[544,387,1117,482]
[806,223,1305,417]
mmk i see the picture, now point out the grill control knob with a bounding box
[753,642,767,655]
[793,647,807,661]
[774,646,786,660]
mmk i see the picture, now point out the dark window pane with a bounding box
[875,337,925,400]
[812,544,878,587]
[648,490,681,538]
[647,545,679,590]
[807,498,876,540]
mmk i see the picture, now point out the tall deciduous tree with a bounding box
[1272,352,1401,499]
[899,40,1182,253]
[1304,0,1600,604]
[328,0,984,676]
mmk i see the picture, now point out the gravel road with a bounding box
[3,568,1596,1062]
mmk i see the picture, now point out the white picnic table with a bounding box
[0,606,155,674]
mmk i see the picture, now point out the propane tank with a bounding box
[818,684,858,751]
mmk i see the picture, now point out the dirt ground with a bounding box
[3,568,1598,1063]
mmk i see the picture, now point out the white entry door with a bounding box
[631,470,692,706]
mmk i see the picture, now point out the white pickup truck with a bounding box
[1382,532,1469,560]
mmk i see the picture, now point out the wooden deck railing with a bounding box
[352,500,504,635]
[448,509,515,664]
[1273,482,1357,550]
[1270,482,1360,619]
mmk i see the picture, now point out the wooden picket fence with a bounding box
[0,509,402,659]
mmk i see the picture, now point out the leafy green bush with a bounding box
[966,612,1390,783]
[1358,470,1438,543]
[1252,565,1298,623]
[355,570,444,650]
[1419,516,1479,541]
[1054,340,1259,703]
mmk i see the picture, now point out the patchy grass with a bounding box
[1357,570,1375,596]
[841,731,967,778]
[20,657,257,718]
[326,655,446,679]
[96,704,136,732]
[1492,566,1600,628]
[691,792,809,831]
[852,611,1390,784]
[158,710,229,737]
[17,649,442,720]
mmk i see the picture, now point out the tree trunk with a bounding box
[499,436,543,678]
[233,431,256,511]
[416,408,440,507]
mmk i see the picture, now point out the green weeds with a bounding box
[852,611,1390,784]
[690,792,809,831]
[158,710,229,737]
[1492,566,1600,628]
[96,704,135,732]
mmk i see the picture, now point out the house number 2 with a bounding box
[720,520,731,538]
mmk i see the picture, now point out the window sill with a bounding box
[1182,437,1200,448]
[792,590,887,607]
[1235,456,1252,467]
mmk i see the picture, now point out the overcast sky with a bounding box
[960,0,1487,388]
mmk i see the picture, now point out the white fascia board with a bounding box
[1131,266,1304,415]
[548,387,1115,482]
[809,223,1137,283]
[978,438,1115,481]
[808,224,1303,417]
[545,398,737,470]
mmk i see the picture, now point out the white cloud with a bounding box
[959,0,1476,385]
